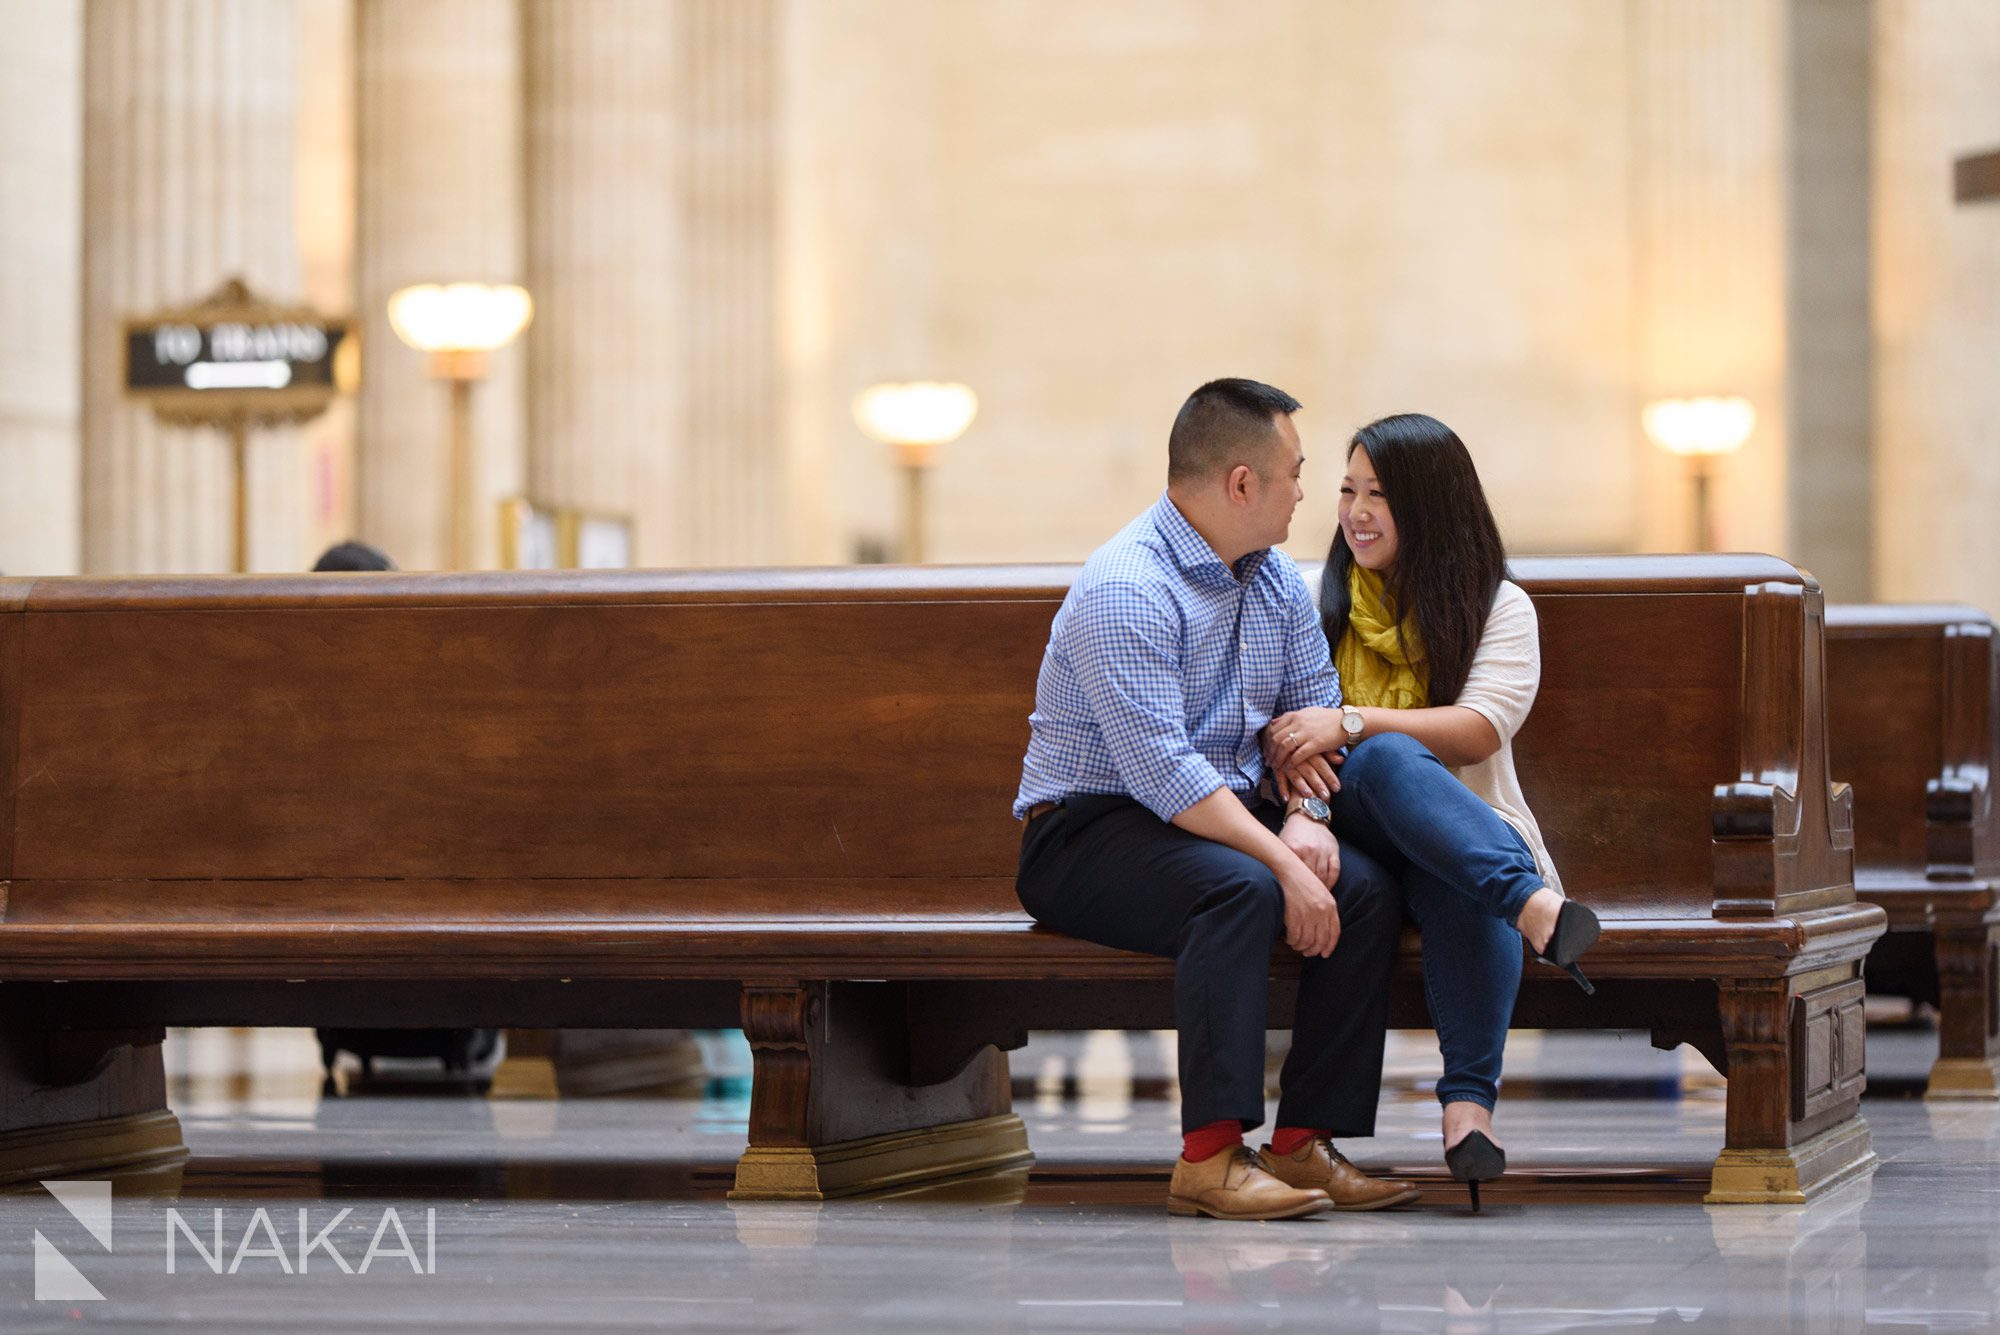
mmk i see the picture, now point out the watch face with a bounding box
[1303,797,1331,821]
[1343,712,1364,737]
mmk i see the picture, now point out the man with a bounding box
[1014,378,1413,1221]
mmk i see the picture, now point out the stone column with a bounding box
[522,0,686,568]
[354,0,524,571]
[1784,0,1872,599]
[684,0,783,565]
[1632,0,1872,593]
[81,0,307,575]
[1631,0,1789,559]
[295,0,359,561]
[0,0,82,576]
[1873,0,2000,609]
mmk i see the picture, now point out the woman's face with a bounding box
[1339,445,1398,571]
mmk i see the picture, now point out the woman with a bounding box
[1262,412,1598,1211]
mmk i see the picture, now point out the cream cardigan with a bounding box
[1313,575,1562,895]
[1445,581,1562,896]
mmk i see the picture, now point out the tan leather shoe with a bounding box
[1167,1145,1332,1220]
[1256,1137,1421,1211]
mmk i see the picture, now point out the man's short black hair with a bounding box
[1167,378,1302,483]
[313,540,396,572]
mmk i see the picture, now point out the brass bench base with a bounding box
[729,1113,1033,1201]
[1705,1117,1878,1205]
[1925,1055,2000,1100]
[0,1109,188,1194]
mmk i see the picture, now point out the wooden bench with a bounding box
[1827,604,2000,1097]
[0,554,1881,1203]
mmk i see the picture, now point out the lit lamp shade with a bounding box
[852,381,978,466]
[1642,396,1755,458]
[388,283,534,377]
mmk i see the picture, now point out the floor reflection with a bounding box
[12,1021,1974,1330]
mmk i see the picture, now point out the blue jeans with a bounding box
[1329,732,1544,1110]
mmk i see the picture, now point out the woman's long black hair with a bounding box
[1318,413,1507,708]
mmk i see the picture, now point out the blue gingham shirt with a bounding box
[1013,493,1342,822]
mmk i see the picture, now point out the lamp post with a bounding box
[387,282,533,570]
[124,277,354,572]
[851,381,978,563]
[1642,395,1755,552]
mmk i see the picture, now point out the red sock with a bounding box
[1181,1119,1243,1163]
[1269,1126,1324,1156]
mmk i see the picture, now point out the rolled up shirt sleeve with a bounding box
[1274,567,1342,715]
[1067,579,1228,821]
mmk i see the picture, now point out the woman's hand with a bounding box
[1265,706,1348,773]
[1273,753,1340,801]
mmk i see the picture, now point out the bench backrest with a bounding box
[1826,604,2000,883]
[0,554,1848,925]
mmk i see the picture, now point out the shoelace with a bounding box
[1309,1136,1350,1167]
[1217,1145,1264,1186]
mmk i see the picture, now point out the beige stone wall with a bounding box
[1296,2,1640,563]
[784,1,1645,566]
[782,0,1896,586]
[523,0,687,568]
[0,0,81,577]
[1630,0,1788,559]
[1873,0,2000,609]
[296,0,358,564]
[1786,0,1873,599]
[684,0,785,565]
[354,0,526,572]
[11,1,1993,593]
[81,0,308,576]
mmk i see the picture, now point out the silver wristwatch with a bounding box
[1288,795,1332,826]
[1341,707,1366,745]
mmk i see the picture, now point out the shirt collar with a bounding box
[1150,492,1269,584]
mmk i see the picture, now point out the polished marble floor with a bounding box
[0,1022,1990,1331]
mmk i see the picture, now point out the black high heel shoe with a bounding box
[1443,1129,1506,1214]
[1530,899,1601,995]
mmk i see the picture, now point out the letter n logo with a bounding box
[36,1180,112,1302]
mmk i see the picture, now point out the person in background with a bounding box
[307,539,502,1089]
[312,540,395,573]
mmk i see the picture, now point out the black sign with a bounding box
[126,320,349,394]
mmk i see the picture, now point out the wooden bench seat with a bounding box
[0,555,1883,1203]
[0,901,1876,976]
[1827,604,2000,1097]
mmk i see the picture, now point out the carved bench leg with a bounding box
[488,1028,560,1099]
[1707,975,1878,1204]
[492,1028,706,1099]
[0,1020,186,1192]
[730,982,1032,1200]
[1927,916,2000,1099]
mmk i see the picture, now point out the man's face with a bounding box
[1244,414,1306,548]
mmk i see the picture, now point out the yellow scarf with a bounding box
[1334,564,1430,710]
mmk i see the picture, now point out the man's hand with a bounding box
[1276,853,1341,958]
[1280,814,1341,888]
[1166,789,1339,958]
